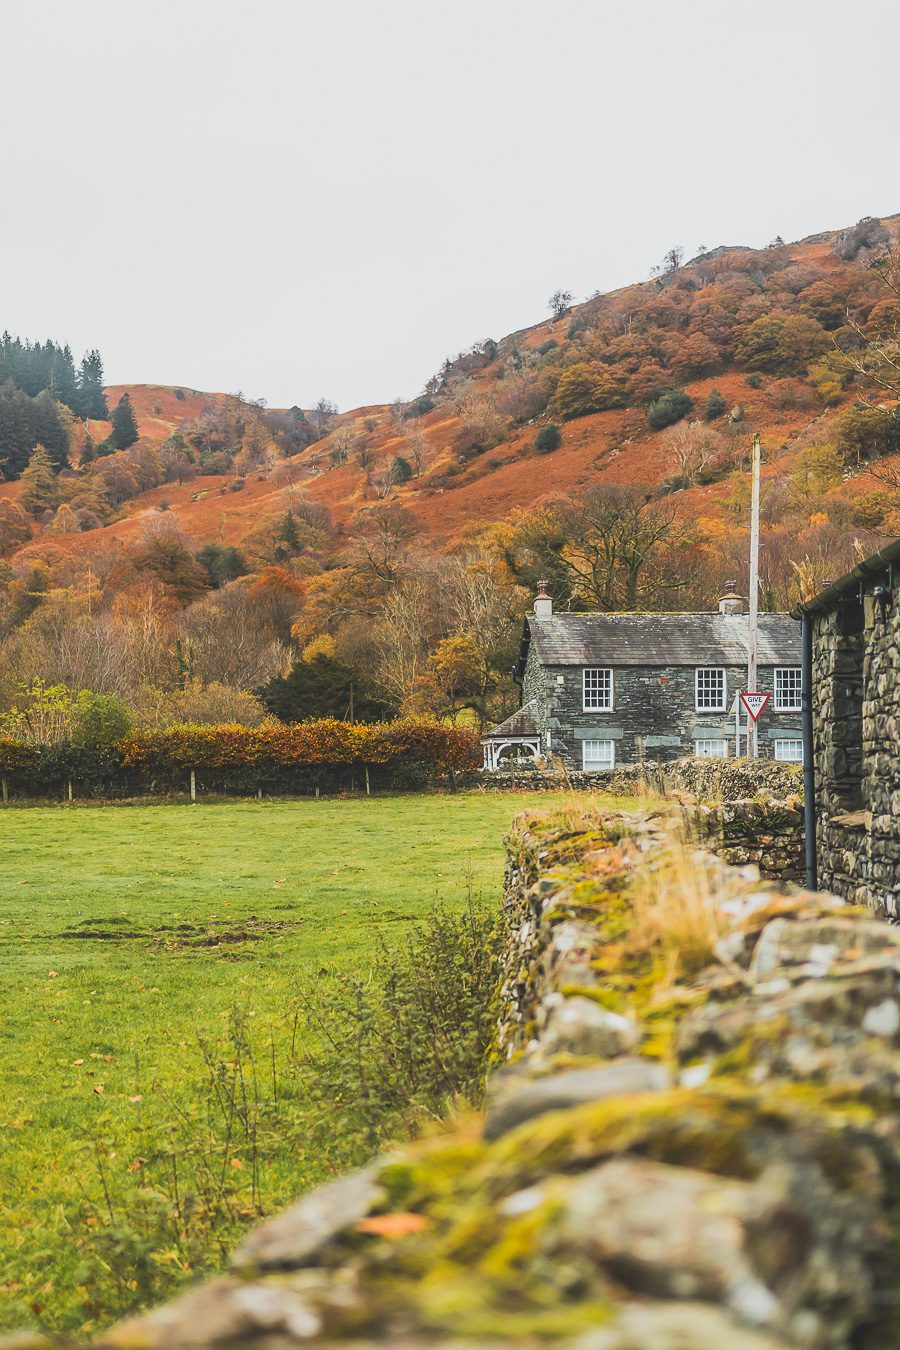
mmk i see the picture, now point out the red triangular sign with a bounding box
[740,692,770,722]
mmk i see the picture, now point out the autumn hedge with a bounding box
[0,718,482,797]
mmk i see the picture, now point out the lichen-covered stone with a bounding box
[535,997,639,1060]
[232,1169,384,1272]
[484,1060,670,1141]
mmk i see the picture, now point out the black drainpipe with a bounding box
[800,610,817,891]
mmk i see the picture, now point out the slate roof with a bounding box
[483,699,541,739]
[522,613,800,671]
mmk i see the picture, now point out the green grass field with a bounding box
[0,790,636,1335]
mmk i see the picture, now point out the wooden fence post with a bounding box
[190,769,197,802]
[67,781,73,803]
[1,777,7,805]
[365,765,370,797]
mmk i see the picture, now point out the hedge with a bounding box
[0,718,482,799]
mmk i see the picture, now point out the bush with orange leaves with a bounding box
[119,717,481,786]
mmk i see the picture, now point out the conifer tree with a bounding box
[275,510,302,556]
[30,391,70,469]
[19,445,61,516]
[49,345,79,412]
[78,350,108,419]
[111,393,138,450]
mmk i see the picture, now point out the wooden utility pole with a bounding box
[747,433,761,757]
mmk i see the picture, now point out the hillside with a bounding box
[2,211,900,730]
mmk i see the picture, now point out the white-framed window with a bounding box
[774,738,804,763]
[694,738,728,759]
[582,738,615,772]
[695,668,727,711]
[583,668,613,711]
[774,667,802,711]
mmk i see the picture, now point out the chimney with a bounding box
[718,580,745,615]
[533,580,553,618]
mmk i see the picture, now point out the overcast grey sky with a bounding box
[3,0,897,411]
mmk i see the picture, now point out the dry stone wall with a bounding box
[31,804,900,1350]
[479,757,806,882]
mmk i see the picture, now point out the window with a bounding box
[582,738,615,772]
[775,667,802,711]
[694,738,728,759]
[695,668,727,711]
[774,738,803,763]
[583,668,613,711]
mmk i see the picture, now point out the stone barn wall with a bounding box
[810,585,900,915]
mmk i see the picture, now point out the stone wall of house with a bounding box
[70,805,900,1350]
[522,645,803,771]
[812,587,900,916]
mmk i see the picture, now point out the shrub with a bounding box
[745,373,762,389]
[552,363,626,420]
[391,455,413,485]
[736,312,829,375]
[837,403,900,464]
[407,395,435,419]
[832,216,890,261]
[72,693,133,751]
[647,388,693,430]
[536,339,558,356]
[535,423,562,454]
[704,389,726,420]
[808,354,852,406]
[296,897,503,1148]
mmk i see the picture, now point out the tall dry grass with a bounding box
[627,844,727,987]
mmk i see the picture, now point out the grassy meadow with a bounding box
[0,790,640,1335]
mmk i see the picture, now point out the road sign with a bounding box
[740,691,770,722]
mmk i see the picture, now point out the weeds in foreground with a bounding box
[72,899,502,1329]
[294,893,504,1157]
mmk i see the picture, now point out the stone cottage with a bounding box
[482,583,802,772]
[793,536,900,915]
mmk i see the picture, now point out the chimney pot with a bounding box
[533,580,553,618]
[718,581,745,615]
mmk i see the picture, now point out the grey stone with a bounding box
[575,1301,791,1348]
[560,1157,779,1315]
[750,916,900,980]
[538,997,640,1059]
[232,1168,383,1272]
[483,1059,670,1141]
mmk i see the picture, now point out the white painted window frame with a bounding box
[582,738,615,772]
[774,738,804,763]
[583,667,613,712]
[774,667,802,712]
[694,738,728,759]
[695,667,727,712]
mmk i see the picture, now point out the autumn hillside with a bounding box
[2,211,900,730]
